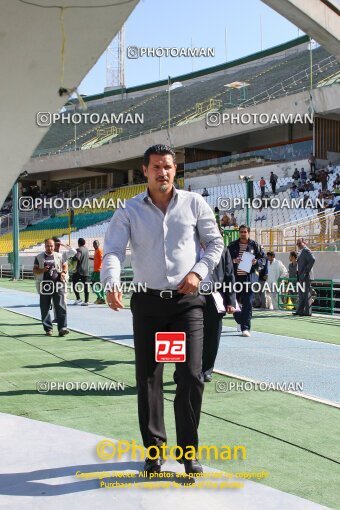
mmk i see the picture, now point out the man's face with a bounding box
[143,154,176,194]
[54,242,60,252]
[93,241,98,250]
[296,239,304,250]
[267,254,274,263]
[290,255,297,263]
[239,228,249,242]
[45,240,54,255]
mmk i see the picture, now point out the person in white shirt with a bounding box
[290,186,299,199]
[327,162,334,174]
[51,237,77,323]
[266,251,288,310]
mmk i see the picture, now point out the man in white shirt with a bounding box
[266,251,288,310]
[101,144,224,475]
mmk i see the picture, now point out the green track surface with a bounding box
[1,278,339,345]
[0,306,339,509]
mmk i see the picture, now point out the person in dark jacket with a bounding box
[72,238,90,306]
[253,256,268,309]
[201,247,236,382]
[228,225,266,336]
[293,238,315,317]
[269,172,278,194]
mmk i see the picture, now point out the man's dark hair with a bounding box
[52,236,61,244]
[143,144,176,166]
[267,251,275,257]
[78,238,86,247]
[239,224,250,233]
[290,251,297,259]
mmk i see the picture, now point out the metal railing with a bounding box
[0,182,111,235]
[256,210,340,252]
[239,55,338,108]
[0,265,34,280]
[278,277,334,315]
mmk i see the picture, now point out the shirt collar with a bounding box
[143,185,178,204]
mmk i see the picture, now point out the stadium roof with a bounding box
[71,35,311,103]
[0,0,139,207]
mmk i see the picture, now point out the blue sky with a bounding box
[79,0,304,96]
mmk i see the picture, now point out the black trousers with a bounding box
[72,273,89,303]
[130,292,205,453]
[40,288,67,332]
[271,182,276,194]
[233,276,253,331]
[202,294,224,377]
[296,276,313,315]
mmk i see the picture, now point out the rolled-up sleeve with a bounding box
[101,208,131,290]
[191,197,224,280]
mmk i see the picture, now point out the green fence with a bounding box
[278,277,334,315]
[223,229,239,246]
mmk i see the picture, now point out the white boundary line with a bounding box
[1,305,339,410]
[213,368,340,409]
[222,323,340,348]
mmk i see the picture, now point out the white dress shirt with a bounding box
[101,187,224,290]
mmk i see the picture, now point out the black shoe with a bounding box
[174,447,184,464]
[52,319,58,324]
[292,312,302,316]
[183,458,203,475]
[59,328,69,337]
[204,374,212,383]
[143,457,162,475]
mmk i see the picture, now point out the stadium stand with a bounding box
[7,166,338,256]
[32,45,340,156]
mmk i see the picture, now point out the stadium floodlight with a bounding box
[169,81,183,91]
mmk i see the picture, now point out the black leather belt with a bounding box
[143,288,183,299]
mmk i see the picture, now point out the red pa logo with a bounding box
[155,332,186,362]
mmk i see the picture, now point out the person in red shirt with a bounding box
[259,177,266,198]
[90,240,106,304]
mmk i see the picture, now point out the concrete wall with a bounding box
[261,0,340,60]
[276,251,340,280]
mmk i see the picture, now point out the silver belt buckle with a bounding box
[160,290,173,299]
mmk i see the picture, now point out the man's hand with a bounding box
[106,291,124,311]
[226,305,235,314]
[233,257,241,264]
[252,258,257,265]
[60,272,66,282]
[177,272,201,295]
